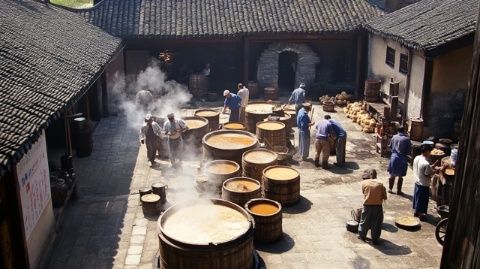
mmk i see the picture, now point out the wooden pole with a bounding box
[440,6,480,269]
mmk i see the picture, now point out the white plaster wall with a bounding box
[406,51,425,119]
[27,200,54,269]
[367,34,409,102]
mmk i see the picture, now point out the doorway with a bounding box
[278,51,298,90]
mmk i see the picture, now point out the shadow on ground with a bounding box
[282,196,312,214]
[255,232,295,253]
[372,239,412,256]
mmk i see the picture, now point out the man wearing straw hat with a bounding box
[163,113,188,167]
[140,113,162,167]
[222,90,242,122]
[296,103,314,161]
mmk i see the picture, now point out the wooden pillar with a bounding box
[440,7,480,268]
[420,58,433,122]
[355,31,365,99]
[243,37,249,83]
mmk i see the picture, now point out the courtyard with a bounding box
[46,100,442,269]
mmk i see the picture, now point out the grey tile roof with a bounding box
[365,0,478,51]
[74,0,384,38]
[0,0,122,174]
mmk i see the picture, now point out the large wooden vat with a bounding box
[284,109,297,127]
[245,198,282,243]
[195,109,220,132]
[262,165,300,206]
[183,116,209,147]
[204,160,241,192]
[247,81,259,97]
[222,177,262,207]
[256,121,286,150]
[245,102,275,132]
[203,130,259,165]
[242,149,278,183]
[364,79,381,102]
[157,199,255,269]
[189,74,208,98]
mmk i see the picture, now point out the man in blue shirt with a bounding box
[296,104,314,161]
[286,83,306,114]
[314,117,333,168]
[222,90,242,122]
[325,115,347,166]
[387,126,411,195]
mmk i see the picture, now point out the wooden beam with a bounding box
[420,59,433,123]
[355,31,365,99]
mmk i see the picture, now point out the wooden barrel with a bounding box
[264,87,278,100]
[323,101,335,112]
[195,109,220,132]
[267,113,292,135]
[364,79,381,102]
[247,81,259,97]
[284,109,297,127]
[183,116,209,147]
[222,177,262,207]
[245,102,275,132]
[262,166,300,206]
[157,199,254,269]
[152,182,168,204]
[141,194,161,216]
[245,198,282,243]
[256,121,286,150]
[242,149,278,183]
[189,74,208,98]
[203,130,259,165]
[139,187,152,201]
[223,122,246,131]
[204,160,241,192]
[409,118,424,142]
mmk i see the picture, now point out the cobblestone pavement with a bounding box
[47,101,442,269]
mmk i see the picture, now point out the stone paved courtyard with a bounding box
[47,101,442,269]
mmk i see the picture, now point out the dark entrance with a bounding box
[278,51,298,90]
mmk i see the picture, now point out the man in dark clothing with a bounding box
[296,104,314,161]
[140,114,162,167]
[387,126,411,195]
[222,90,242,122]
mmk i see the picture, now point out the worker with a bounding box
[139,114,162,167]
[237,83,249,123]
[222,90,242,122]
[387,126,411,195]
[296,103,314,161]
[358,174,387,244]
[412,143,441,219]
[163,113,188,167]
[314,116,333,168]
[286,83,306,114]
[325,115,347,166]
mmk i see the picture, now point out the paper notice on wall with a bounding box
[15,131,51,240]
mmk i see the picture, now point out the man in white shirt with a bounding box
[236,83,249,123]
[412,143,440,218]
[163,113,188,167]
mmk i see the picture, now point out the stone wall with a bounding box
[257,42,319,89]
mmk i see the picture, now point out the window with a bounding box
[385,47,395,67]
[399,53,409,74]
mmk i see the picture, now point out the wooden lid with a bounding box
[263,166,299,180]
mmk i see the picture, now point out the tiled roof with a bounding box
[73,0,384,38]
[0,0,122,174]
[365,0,478,51]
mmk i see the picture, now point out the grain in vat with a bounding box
[245,198,283,243]
[245,103,275,132]
[182,116,209,146]
[222,177,261,207]
[203,130,258,165]
[262,165,301,206]
[242,149,277,183]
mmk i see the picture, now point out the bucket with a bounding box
[139,187,152,201]
[256,121,286,150]
[157,199,254,269]
[222,177,262,207]
[364,79,381,102]
[262,165,300,206]
[189,74,208,98]
[409,118,424,142]
[245,198,283,243]
[264,87,278,100]
[151,182,168,204]
[203,130,259,165]
[141,194,161,216]
[245,102,275,132]
[242,149,278,183]
[194,109,220,132]
[204,160,241,192]
[182,116,209,147]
